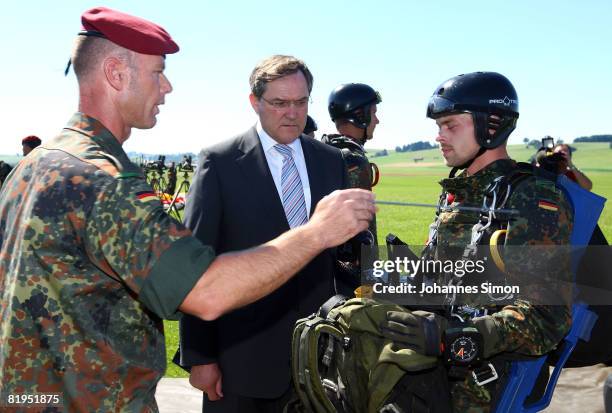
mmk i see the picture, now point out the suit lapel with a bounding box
[300,136,324,217]
[236,127,289,230]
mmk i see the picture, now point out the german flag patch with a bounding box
[538,200,558,212]
[136,191,158,202]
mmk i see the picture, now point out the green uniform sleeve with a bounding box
[476,177,574,357]
[85,176,215,319]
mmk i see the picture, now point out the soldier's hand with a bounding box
[380,310,447,356]
[189,363,223,401]
[308,189,376,249]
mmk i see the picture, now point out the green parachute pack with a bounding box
[292,296,450,413]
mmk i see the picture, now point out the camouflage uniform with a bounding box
[423,159,573,412]
[0,113,215,412]
[322,134,377,240]
[320,134,379,294]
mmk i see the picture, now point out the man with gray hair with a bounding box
[0,9,374,411]
[175,55,349,412]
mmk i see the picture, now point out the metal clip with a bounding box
[321,379,339,393]
[472,363,499,386]
[469,222,485,246]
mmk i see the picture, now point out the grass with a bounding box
[164,320,187,378]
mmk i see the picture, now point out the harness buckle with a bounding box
[472,363,499,386]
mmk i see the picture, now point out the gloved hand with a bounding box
[381,310,448,356]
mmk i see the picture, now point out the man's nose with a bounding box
[161,74,173,94]
[285,105,299,119]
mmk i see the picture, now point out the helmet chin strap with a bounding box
[357,104,374,145]
[450,111,496,177]
[347,124,368,145]
[360,127,368,145]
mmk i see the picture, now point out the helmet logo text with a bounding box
[489,96,517,106]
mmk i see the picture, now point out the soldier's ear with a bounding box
[103,56,129,91]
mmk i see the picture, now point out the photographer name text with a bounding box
[372,282,520,295]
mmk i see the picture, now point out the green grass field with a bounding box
[162,142,612,378]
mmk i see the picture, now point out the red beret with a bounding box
[80,7,179,55]
[22,135,41,146]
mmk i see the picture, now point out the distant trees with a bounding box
[394,141,438,153]
[371,149,388,158]
[128,151,197,165]
[574,134,612,143]
[524,139,541,149]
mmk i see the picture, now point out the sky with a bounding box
[1,0,611,156]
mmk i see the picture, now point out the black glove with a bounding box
[381,310,447,356]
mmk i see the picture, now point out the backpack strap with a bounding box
[298,316,348,413]
[318,294,348,318]
[293,295,352,413]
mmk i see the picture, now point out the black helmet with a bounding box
[303,115,318,135]
[426,72,519,149]
[328,83,382,129]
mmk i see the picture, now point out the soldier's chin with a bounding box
[441,155,453,166]
[135,117,157,130]
[444,157,464,168]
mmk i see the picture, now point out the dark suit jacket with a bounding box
[176,127,347,398]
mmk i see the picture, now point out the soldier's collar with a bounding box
[64,113,124,156]
[439,159,516,194]
[64,112,143,177]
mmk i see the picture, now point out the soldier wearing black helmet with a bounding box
[380,72,574,411]
[322,83,382,292]
[426,71,519,175]
[324,83,381,190]
[303,115,318,138]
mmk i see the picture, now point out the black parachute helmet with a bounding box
[426,72,519,149]
[303,115,318,135]
[328,83,382,129]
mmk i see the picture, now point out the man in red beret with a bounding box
[0,7,375,412]
[22,135,42,156]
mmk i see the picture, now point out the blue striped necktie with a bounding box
[274,144,308,228]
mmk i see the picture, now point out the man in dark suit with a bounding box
[175,55,348,412]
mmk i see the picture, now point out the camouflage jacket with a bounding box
[322,134,372,190]
[0,113,214,412]
[322,134,377,242]
[425,159,573,411]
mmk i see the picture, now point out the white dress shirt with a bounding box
[256,122,311,217]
